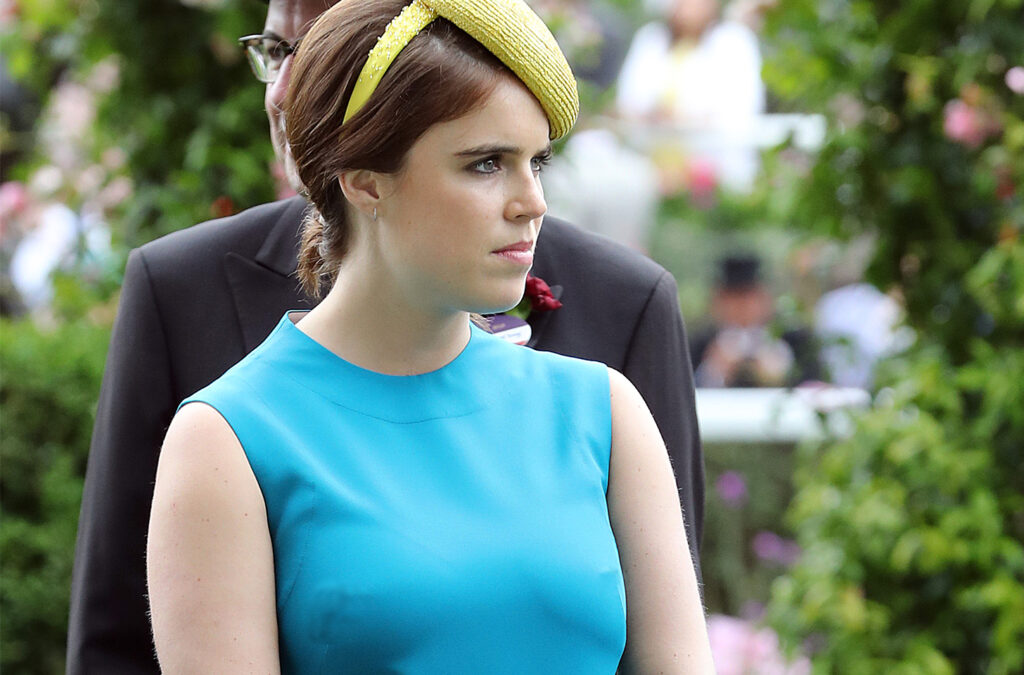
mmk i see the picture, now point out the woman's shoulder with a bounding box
[167,399,242,458]
[473,326,610,385]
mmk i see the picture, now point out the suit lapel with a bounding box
[224,197,317,352]
[225,253,314,351]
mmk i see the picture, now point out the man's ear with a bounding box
[337,169,387,219]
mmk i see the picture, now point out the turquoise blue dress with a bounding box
[182,313,626,673]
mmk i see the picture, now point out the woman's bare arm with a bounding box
[147,402,280,673]
[607,368,715,674]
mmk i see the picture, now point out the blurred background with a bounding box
[1,0,1022,672]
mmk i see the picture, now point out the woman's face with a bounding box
[669,0,718,38]
[371,75,551,316]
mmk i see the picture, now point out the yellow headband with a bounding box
[342,0,579,140]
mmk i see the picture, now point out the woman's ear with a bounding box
[337,170,387,220]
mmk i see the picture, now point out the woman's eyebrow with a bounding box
[454,144,519,157]
[454,143,552,157]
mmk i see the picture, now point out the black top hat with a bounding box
[717,254,762,290]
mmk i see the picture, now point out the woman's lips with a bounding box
[492,241,534,265]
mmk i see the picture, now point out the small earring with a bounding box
[373,207,377,222]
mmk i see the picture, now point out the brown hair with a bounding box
[285,0,515,297]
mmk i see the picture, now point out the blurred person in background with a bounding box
[812,246,914,390]
[615,0,767,192]
[691,254,821,388]
[815,281,911,389]
[1,48,124,319]
[66,0,706,671]
[1,169,113,317]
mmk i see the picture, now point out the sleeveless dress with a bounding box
[182,313,627,673]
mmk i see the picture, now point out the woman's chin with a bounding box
[458,282,526,315]
[466,294,525,316]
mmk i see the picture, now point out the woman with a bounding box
[147,0,713,671]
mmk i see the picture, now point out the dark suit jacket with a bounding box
[66,196,704,674]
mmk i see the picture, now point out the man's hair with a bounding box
[286,0,514,297]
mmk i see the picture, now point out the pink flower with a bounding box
[715,471,748,507]
[943,98,998,149]
[708,614,811,675]
[0,181,29,216]
[1006,66,1024,95]
[0,0,19,29]
[752,530,801,566]
[686,158,718,208]
[51,82,95,141]
[0,181,30,241]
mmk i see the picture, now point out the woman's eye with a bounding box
[473,158,500,173]
[531,155,551,173]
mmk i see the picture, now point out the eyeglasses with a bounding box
[238,34,303,84]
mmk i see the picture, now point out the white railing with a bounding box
[695,386,870,444]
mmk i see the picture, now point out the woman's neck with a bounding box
[293,265,471,376]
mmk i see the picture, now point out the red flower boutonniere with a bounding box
[506,274,563,320]
[525,275,563,312]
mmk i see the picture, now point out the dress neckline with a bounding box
[257,312,492,423]
[283,310,477,379]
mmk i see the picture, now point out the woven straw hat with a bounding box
[339,0,579,139]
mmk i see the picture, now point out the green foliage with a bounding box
[4,0,276,245]
[90,0,275,242]
[760,0,1024,362]
[761,0,1024,670]
[0,312,111,673]
[702,443,799,616]
[768,326,1024,673]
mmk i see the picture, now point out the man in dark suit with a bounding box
[66,1,704,672]
[690,255,821,388]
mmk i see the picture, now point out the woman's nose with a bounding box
[506,170,547,223]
